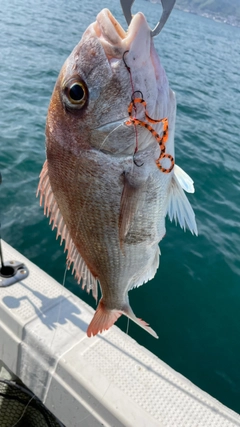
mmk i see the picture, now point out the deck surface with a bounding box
[0,240,239,427]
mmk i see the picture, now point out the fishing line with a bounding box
[48,264,68,351]
[72,53,148,427]
[11,394,35,427]
[69,107,136,299]
[4,39,150,427]
[43,48,156,426]
[68,117,125,296]
[0,175,5,274]
[99,122,126,147]
[75,130,136,426]
[64,119,130,292]
[123,50,140,159]
[62,265,68,288]
[78,317,131,426]
[123,51,174,173]
[0,177,36,427]
[12,250,69,424]
[126,317,130,335]
[66,52,142,288]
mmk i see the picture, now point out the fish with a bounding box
[37,8,198,339]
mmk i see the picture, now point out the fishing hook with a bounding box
[133,151,144,168]
[123,50,130,72]
[120,0,176,37]
[131,91,143,103]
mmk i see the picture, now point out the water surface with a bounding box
[0,0,240,414]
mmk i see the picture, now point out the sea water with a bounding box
[0,0,240,413]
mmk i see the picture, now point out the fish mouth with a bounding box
[90,9,163,155]
[94,9,126,45]
[93,8,151,59]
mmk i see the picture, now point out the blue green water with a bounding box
[1,0,240,414]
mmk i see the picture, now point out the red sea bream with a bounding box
[38,9,197,338]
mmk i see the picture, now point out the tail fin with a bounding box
[87,299,158,339]
[87,300,122,337]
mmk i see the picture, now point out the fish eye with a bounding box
[69,83,84,102]
[65,80,88,107]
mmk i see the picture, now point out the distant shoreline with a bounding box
[174,5,240,28]
[146,0,240,28]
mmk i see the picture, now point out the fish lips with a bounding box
[93,8,151,63]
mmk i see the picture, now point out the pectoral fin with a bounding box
[174,164,195,193]
[119,172,143,245]
[168,171,198,235]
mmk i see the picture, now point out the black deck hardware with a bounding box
[0,259,29,287]
[0,174,29,287]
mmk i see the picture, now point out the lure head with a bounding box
[46,9,170,158]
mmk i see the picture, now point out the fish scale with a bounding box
[38,8,197,339]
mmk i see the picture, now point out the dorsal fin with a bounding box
[37,160,98,301]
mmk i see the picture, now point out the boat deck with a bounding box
[0,240,239,427]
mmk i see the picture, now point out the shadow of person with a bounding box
[2,281,88,332]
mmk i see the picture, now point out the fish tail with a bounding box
[87,299,122,337]
[87,300,158,339]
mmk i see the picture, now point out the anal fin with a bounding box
[122,305,159,339]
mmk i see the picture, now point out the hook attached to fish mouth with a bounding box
[120,0,176,37]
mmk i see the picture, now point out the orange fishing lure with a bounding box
[125,97,175,173]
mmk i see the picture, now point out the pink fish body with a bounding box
[38,9,197,338]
